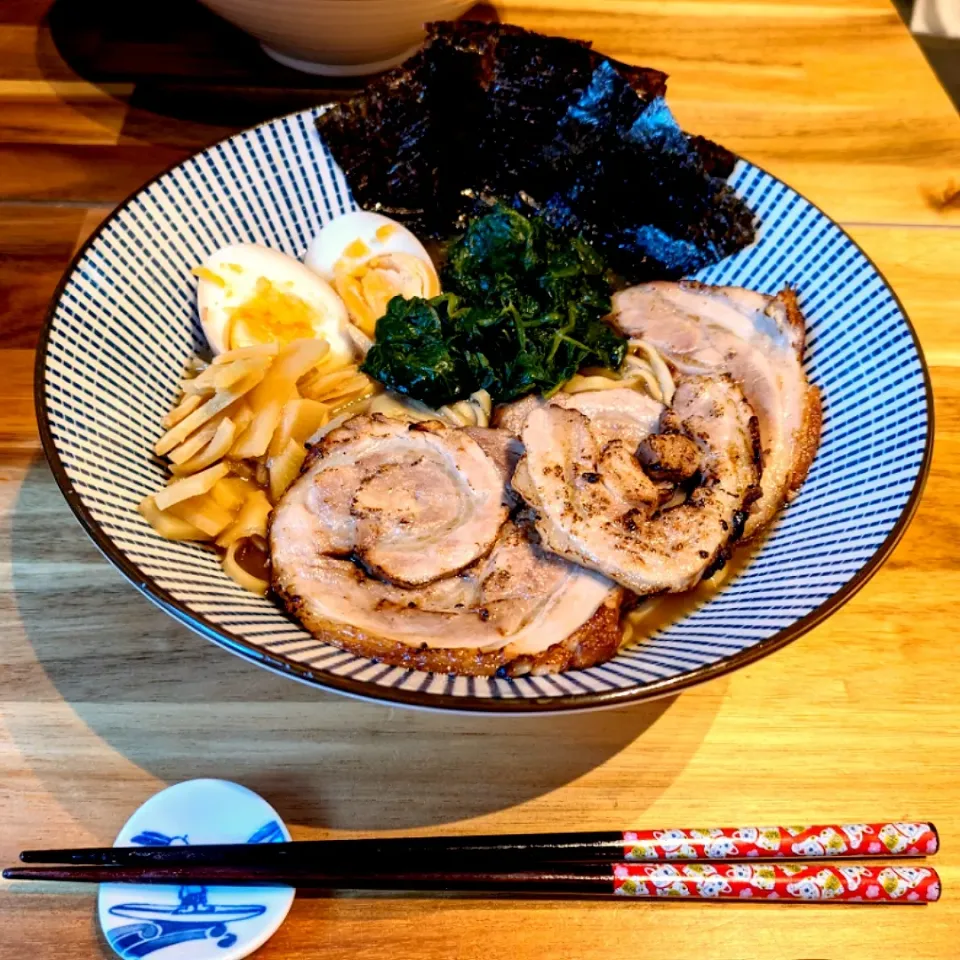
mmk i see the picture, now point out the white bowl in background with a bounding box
[197,0,476,75]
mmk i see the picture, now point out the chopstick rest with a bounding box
[96,779,293,960]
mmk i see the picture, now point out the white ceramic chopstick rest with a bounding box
[98,779,294,959]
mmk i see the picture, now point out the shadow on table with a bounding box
[35,0,499,146]
[6,459,722,835]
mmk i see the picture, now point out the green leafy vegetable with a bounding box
[361,205,626,406]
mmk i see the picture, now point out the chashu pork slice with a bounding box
[611,280,822,538]
[504,387,666,518]
[556,389,664,448]
[513,375,762,595]
[271,508,621,677]
[493,388,663,446]
[492,393,544,437]
[308,414,509,587]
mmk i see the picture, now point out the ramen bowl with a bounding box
[36,108,932,713]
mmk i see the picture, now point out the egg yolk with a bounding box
[192,265,227,288]
[343,238,371,259]
[226,276,317,349]
[334,254,439,337]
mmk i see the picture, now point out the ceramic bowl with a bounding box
[36,108,932,713]
[197,0,475,75]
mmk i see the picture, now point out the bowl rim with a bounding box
[34,107,936,714]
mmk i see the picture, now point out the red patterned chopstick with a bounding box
[19,821,938,868]
[613,863,940,902]
[4,862,941,903]
[621,822,938,861]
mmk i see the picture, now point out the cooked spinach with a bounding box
[361,205,626,406]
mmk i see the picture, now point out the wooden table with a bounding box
[2,0,959,956]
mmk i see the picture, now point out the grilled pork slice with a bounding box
[611,280,822,537]
[504,388,668,520]
[270,415,622,677]
[308,414,509,587]
[513,376,761,595]
[492,393,545,437]
[493,387,663,445]
[556,389,664,447]
[271,511,621,677]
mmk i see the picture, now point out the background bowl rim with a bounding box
[33,106,936,714]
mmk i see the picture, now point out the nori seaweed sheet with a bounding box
[316,21,755,283]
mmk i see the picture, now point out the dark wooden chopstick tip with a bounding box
[6,867,79,881]
[20,848,112,864]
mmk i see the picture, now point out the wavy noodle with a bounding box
[563,373,635,394]
[369,389,493,428]
[562,339,675,405]
[223,539,270,595]
[629,339,676,405]
[438,389,492,427]
[368,392,440,423]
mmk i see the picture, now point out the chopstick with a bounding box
[18,822,938,867]
[2,862,941,903]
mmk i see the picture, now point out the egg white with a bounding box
[304,211,435,282]
[196,243,352,361]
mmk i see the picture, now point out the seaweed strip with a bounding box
[316,21,756,282]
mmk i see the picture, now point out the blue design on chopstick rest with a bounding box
[245,821,285,844]
[106,906,264,958]
[106,822,281,958]
[131,832,190,846]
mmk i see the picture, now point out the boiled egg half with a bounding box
[194,243,353,363]
[304,211,440,337]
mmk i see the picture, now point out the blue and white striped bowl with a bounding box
[36,108,932,713]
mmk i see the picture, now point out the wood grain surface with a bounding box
[2,1,960,957]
